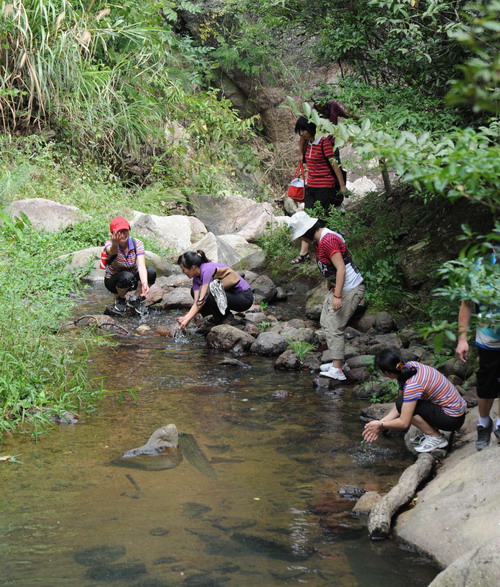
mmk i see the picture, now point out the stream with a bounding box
[0,287,439,586]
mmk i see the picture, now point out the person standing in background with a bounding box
[456,299,500,450]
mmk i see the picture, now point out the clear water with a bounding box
[0,289,439,586]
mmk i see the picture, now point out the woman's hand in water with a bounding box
[177,315,190,329]
[362,420,382,443]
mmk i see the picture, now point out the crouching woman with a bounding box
[176,250,254,329]
[363,347,467,453]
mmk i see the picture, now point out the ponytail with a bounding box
[177,250,210,269]
[376,347,417,391]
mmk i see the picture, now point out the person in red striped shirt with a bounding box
[289,211,364,381]
[292,117,347,264]
[363,347,467,453]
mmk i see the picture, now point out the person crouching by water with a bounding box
[363,347,467,453]
[289,211,364,380]
[176,250,254,330]
[102,216,156,314]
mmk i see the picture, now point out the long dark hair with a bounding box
[294,116,316,137]
[177,250,210,269]
[376,347,417,391]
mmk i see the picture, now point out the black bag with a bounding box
[321,138,346,207]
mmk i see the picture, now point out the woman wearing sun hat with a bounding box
[288,210,364,380]
[101,216,156,314]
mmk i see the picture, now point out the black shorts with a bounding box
[104,266,156,294]
[304,186,343,212]
[477,346,500,399]
[395,396,465,432]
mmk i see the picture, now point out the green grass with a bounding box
[0,212,110,438]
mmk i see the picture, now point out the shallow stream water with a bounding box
[0,289,439,586]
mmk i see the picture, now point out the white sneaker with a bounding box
[321,367,347,381]
[414,434,448,453]
[320,362,350,372]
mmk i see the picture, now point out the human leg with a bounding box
[475,347,500,450]
[105,271,136,312]
[394,397,461,452]
[225,288,254,313]
[320,285,364,375]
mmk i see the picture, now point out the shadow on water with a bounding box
[0,287,439,585]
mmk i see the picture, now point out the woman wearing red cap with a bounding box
[102,217,156,314]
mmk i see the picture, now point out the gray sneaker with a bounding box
[414,434,448,453]
[476,418,493,451]
[493,425,500,442]
[114,296,127,313]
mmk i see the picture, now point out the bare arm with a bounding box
[330,252,346,311]
[362,401,417,442]
[456,300,474,362]
[177,283,210,329]
[136,254,149,297]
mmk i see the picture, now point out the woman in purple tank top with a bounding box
[176,250,254,330]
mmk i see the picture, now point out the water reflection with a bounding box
[0,289,439,585]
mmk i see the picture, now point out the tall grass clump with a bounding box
[0,1,262,195]
[0,211,104,438]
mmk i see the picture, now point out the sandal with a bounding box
[290,253,310,265]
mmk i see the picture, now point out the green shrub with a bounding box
[0,211,106,438]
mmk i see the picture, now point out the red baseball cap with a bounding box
[109,216,130,233]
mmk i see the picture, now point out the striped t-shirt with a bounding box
[402,362,466,416]
[314,229,363,291]
[104,237,145,278]
[304,137,336,188]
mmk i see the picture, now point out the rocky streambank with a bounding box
[7,194,499,585]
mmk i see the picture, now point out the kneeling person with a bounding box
[102,216,156,314]
[363,347,467,452]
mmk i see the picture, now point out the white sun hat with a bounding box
[288,211,318,240]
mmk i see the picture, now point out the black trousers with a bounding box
[104,266,157,294]
[193,287,254,323]
[395,395,465,432]
[477,346,500,399]
[304,186,343,212]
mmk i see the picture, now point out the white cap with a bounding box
[288,211,318,240]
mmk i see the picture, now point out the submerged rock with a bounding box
[231,532,312,562]
[74,544,126,566]
[181,502,213,519]
[85,561,147,581]
[338,485,366,500]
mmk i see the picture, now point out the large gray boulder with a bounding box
[130,212,207,253]
[189,193,284,242]
[59,246,102,284]
[429,537,500,586]
[161,288,193,309]
[188,232,240,267]
[7,198,89,231]
[245,274,278,303]
[395,408,500,568]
